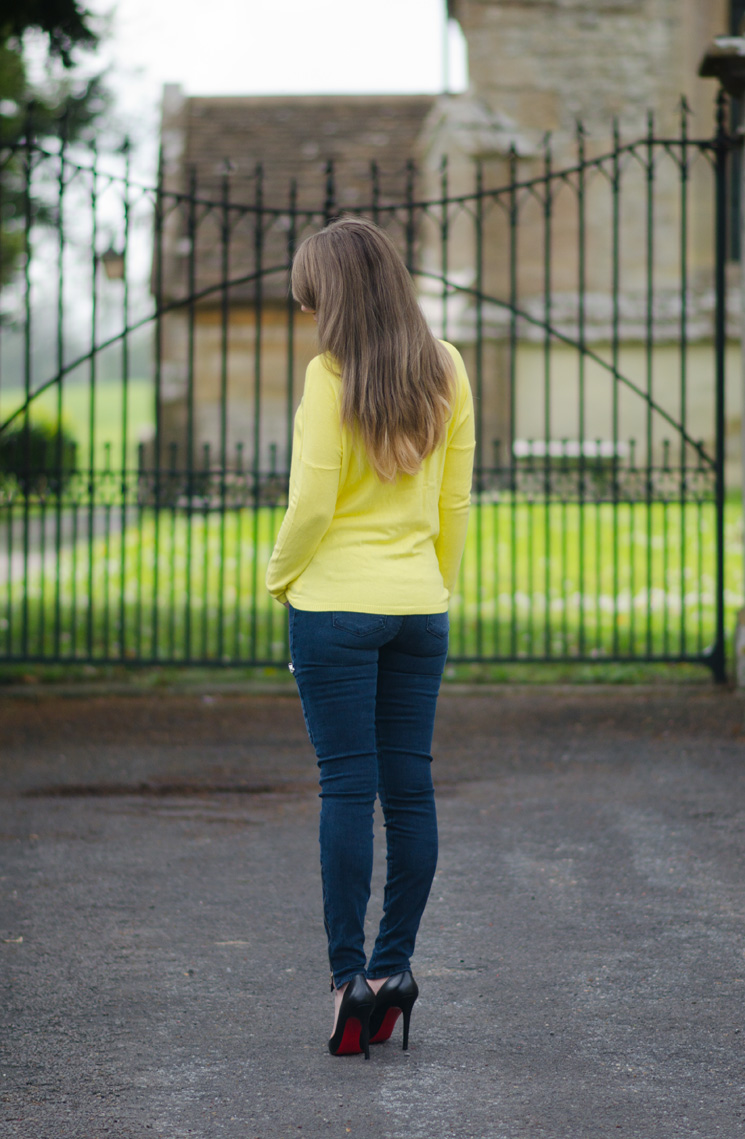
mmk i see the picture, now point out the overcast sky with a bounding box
[86,0,468,143]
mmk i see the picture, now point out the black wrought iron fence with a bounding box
[0,98,736,675]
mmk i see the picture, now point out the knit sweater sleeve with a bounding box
[265,358,342,604]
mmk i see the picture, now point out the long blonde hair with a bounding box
[291,216,455,482]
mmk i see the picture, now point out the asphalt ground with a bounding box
[1,684,744,1139]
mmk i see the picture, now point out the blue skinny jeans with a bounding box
[288,606,448,989]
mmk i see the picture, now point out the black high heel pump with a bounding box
[328,973,375,1058]
[368,971,419,1050]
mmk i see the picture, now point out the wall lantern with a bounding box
[101,246,125,281]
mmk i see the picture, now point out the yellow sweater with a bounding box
[265,341,475,614]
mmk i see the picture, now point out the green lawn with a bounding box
[1,377,741,669]
[0,377,155,472]
[1,496,740,670]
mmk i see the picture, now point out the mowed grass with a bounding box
[0,377,155,471]
[0,377,741,669]
[1,496,741,668]
[456,496,742,661]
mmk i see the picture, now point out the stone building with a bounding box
[424,0,741,479]
[450,0,726,142]
[155,88,435,476]
[155,0,742,484]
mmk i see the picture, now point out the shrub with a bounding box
[0,415,77,497]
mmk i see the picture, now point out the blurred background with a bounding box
[0,1,741,680]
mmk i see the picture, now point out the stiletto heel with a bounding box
[328,973,375,1058]
[368,971,419,1049]
[401,1002,413,1052]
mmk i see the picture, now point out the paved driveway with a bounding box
[1,685,744,1138]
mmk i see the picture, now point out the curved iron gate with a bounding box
[0,100,734,675]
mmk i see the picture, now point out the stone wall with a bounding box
[421,0,738,476]
[449,0,727,143]
[155,306,318,473]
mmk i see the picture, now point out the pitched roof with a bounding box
[159,90,435,303]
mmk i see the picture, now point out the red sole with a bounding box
[370,1008,401,1045]
[333,1016,364,1055]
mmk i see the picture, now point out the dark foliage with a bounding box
[0,417,77,496]
[1,0,97,67]
[0,1,109,286]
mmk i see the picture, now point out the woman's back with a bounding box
[267,217,475,1057]
[265,340,474,614]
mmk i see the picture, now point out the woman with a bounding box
[266,216,474,1058]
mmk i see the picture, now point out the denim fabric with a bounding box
[288,607,448,989]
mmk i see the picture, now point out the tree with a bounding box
[1,1,98,68]
[1,0,109,144]
[1,0,111,284]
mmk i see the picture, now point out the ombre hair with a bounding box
[291,216,455,482]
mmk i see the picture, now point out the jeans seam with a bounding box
[289,612,317,749]
[332,613,388,636]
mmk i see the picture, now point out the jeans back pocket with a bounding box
[426,613,449,639]
[332,613,388,637]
